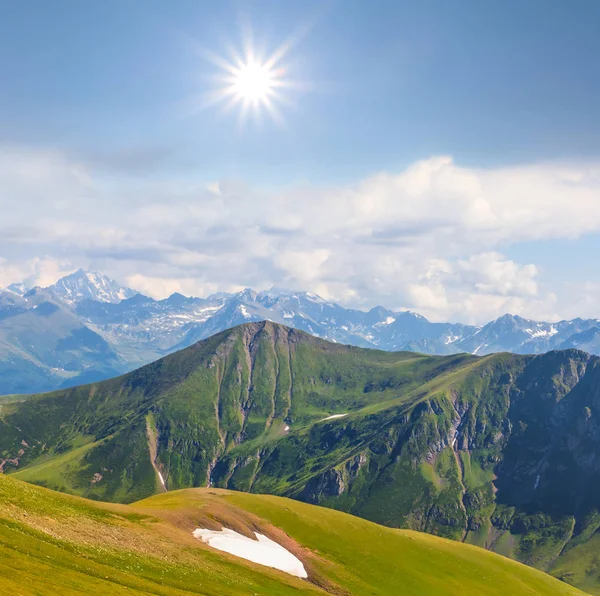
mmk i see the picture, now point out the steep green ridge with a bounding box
[3,322,600,592]
[0,473,583,595]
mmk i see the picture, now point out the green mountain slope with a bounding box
[3,321,600,592]
[0,474,583,596]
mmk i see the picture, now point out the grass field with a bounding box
[0,473,584,596]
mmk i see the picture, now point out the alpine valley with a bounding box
[3,320,600,593]
[2,268,600,395]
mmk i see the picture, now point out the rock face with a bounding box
[300,453,368,503]
[4,322,600,591]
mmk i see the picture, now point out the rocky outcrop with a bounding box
[300,452,368,504]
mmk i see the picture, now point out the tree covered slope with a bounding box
[0,474,584,596]
[3,322,600,592]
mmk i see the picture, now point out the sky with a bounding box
[1,0,600,324]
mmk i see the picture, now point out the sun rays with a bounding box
[187,22,310,126]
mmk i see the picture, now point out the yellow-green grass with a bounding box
[550,532,600,594]
[12,436,103,494]
[0,474,584,596]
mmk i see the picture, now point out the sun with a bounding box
[215,50,287,123]
[230,58,277,103]
[197,37,295,124]
[186,18,314,125]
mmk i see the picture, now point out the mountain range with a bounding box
[2,268,600,395]
[2,320,600,594]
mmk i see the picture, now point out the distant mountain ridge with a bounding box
[1,269,600,394]
[38,268,138,304]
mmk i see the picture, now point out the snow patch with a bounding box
[193,528,307,578]
[320,413,348,422]
[374,316,396,328]
[158,471,166,488]
[472,342,488,355]
[305,292,324,303]
[534,475,540,490]
[525,326,558,339]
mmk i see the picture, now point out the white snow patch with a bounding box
[374,316,396,328]
[239,305,251,319]
[525,326,558,339]
[193,528,307,578]
[158,471,166,488]
[472,342,488,355]
[534,475,540,490]
[445,334,460,345]
[305,292,324,303]
[320,413,348,422]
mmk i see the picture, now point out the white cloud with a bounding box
[405,253,548,323]
[1,147,600,323]
[458,253,538,298]
[125,273,233,299]
[0,256,72,289]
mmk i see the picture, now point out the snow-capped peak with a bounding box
[303,291,326,303]
[4,282,30,296]
[48,269,137,305]
[235,288,258,302]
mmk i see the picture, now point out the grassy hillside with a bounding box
[4,322,600,593]
[0,473,583,596]
[1,322,472,502]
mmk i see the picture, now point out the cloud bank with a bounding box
[1,147,599,323]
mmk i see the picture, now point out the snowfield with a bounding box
[193,527,308,578]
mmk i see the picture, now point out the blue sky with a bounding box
[1,0,600,323]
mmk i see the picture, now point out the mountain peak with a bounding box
[235,288,258,302]
[396,310,429,321]
[259,285,295,297]
[493,313,527,322]
[48,269,137,305]
[4,282,29,296]
[489,313,533,328]
[166,291,188,305]
[298,291,328,304]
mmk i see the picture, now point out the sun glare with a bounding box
[216,50,286,123]
[198,34,297,125]
[231,59,276,103]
